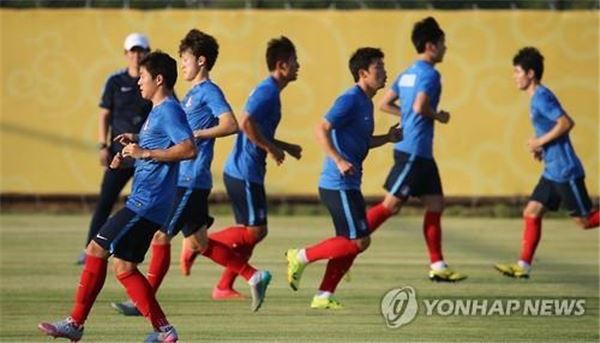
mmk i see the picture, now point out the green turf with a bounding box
[0,214,598,342]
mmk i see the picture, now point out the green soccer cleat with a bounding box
[429,267,467,282]
[285,248,306,291]
[310,295,344,310]
[495,263,530,279]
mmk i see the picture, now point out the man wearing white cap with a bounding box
[77,33,152,265]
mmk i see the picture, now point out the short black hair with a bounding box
[349,47,384,82]
[178,29,219,71]
[411,17,445,53]
[513,47,544,81]
[140,50,178,90]
[266,36,296,71]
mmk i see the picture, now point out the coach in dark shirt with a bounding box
[77,33,152,264]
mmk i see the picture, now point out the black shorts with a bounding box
[383,151,443,199]
[162,187,214,238]
[319,187,369,240]
[530,176,592,217]
[224,173,267,226]
[93,207,159,263]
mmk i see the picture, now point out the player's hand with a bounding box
[387,124,403,143]
[114,133,137,146]
[109,152,123,169]
[268,146,285,165]
[122,143,148,160]
[99,147,111,167]
[284,144,303,160]
[435,110,450,124]
[532,148,543,162]
[527,137,543,152]
[336,158,355,176]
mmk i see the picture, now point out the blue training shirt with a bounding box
[126,97,194,225]
[223,76,281,184]
[530,85,584,182]
[391,60,441,159]
[178,80,232,189]
[319,85,374,190]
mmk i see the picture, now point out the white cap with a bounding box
[123,33,150,51]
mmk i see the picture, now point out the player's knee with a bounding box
[383,195,402,214]
[112,258,136,275]
[247,225,267,243]
[188,230,209,253]
[152,230,170,245]
[355,236,371,252]
[85,241,109,259]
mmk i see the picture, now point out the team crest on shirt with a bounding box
[399,74,416,87]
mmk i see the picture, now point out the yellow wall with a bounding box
[1,10,598,196]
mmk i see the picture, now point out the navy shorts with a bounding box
[383,151,443,199]
[93,207,159,263]
[319,187,369,240]
[224,173,267,226]
[161,187,214,238]
[530,176,592,217]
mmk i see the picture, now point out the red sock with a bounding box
[147,244,170,294]
[201,239,257,281]
[305,236,360,263]
[318,254,357,293]
[216,244,254,290]
[520,216,542,264]
[210,226,260,290]
[117,269,169,330]
[70,255,107,326]
[584,210,599,229]
[423,212,444,263]
[367,202,393,233]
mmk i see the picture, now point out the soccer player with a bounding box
[112,29,272,316]
[39,51,195,342]
[180,36,302,300]
[495,47,599,278]
[286,47,402,309]
[365,17,467,282]
[77,33,152,265]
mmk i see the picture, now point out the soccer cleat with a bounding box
[429,267,467,282]
[285,248,306,291]
[38,317,84,342]
[111,300,142,316]
[212,286,245,301]
[249,270,272,312]
[144,325,179,343]
[310,295,344,310]
[495,263,530,279]
[76,250,86,266]
[179,246,198,276]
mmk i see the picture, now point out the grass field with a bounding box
[1,213,598,342]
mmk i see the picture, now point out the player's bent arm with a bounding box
[98,108,111,147]
[369,124,403,149]
[123,138,197,162]
[315,120,344,164]
[239,112,279,154]
[537,114,574,146]
[274,139,302,160]
[379,89,401,117]
[413,92,449,123]
[194,112,239,140]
